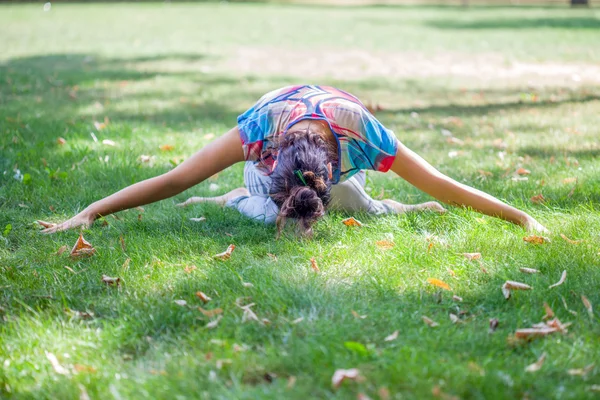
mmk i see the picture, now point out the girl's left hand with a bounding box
[525,217,549,234]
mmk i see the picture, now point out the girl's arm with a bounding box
[42,127,245,234]
[390,141,548,232]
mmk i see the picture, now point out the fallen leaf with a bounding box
[560,234,582,244]
[159,144,174,151]
[196,291,211,303]
[331,368,361,389]
[431,385,459,400]
[242,281,254,288]
[287,376,297,389]
[79,384,90,400]
[446,137,464,146]
[205,315,222,329]
[310,257,320,273]
[562,177,577,184]
[102,139,116,146]
[351,310,367,319]
[512,176,529,182]
[267,253,278,262]
[291,317,304,324]
[462,252,482,261]
[378,388,391,400]
[384,330,399,341]
[514,327,557,339]
[56,245,68,256]
[502,281,532,299]
[427,278,452,291]
[36,220,56,229]
[357,393,372,400]
[213,244,235,260]
[73,364,97,374]
[342,217,363,227]
[64,266,76,274]
[57,137,67,145]
[198,307,223,318]
[422,316,439,327]
[184,265,197,273]
[190,217,206,222]
[530,194,545,204]
[525,353,546,372]
[590,385,600,392]
[560,295,578,316]
[489,318,499,333]
[241,304,260,323]
[447,268,456,277]
[581,295,593,318]
[93,121,106,131]
[45,351,69,375]
[567,364,594,376]
[203,133,216,140]
[548,270,567,289]
[516,168,531,176]
[542,302,555,320]
[70,234,96,258]
[452,295,463,302]
[520,267,539,274]
[523,235,550,244]
[119,235,126,252]
[375,240,395,250]
[174,300,187,307]
[449,313,459,323]
[545,317,570,333]
[101,275,120,287]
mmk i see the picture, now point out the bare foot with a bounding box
[176,188,250,207]
[382,199,447,214]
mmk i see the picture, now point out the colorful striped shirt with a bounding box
[237,85,398,183]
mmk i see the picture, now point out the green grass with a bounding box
[1,3,600,399]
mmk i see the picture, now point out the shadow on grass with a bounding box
[427,16,600,30]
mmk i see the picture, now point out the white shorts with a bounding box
[225,162,393,224]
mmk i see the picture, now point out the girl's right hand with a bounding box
[40,210,95,234]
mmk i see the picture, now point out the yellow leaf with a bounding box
[70,233,96,258]
[342,217,362,227]
[159,144,175,151]
[427,278,451,291]
[375,240,395,250]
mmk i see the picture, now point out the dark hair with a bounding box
[269,130,333,237]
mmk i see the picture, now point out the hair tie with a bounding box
[294,170,307,186]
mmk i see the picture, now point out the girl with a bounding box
[41,85,547,236]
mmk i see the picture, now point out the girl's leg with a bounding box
[328,171,445,215]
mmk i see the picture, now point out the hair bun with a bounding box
[302,171,326,192]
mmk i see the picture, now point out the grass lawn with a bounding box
[1,2,600,399]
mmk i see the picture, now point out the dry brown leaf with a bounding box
[502,281,532,299]
[73,364,97,374]
[422,316,439,327]
[357,393,372,400]
[351,310,367,319]
[66,308,94,320]
[378,387,391,400]
[452,295,463,302]
[241,305,260,323]
[310,257,320,273]
[449,313,459,324]
[548,270,567,289]
[342,217,363,227]
[562,177,577,184]
[184,265,197,274]
[542,302,555,320]
[567,364,594,376]
[291,317,304,324]
[198,307,223,318]
[431,385,459,400]
[213,244,235,260]
[525,353,546,372]
[384,330,399,342]
[101,275,120,287]
[56,245,68,256]
[516,168,531,176]
[546,317,570,333]
[36,220,56,229]
[93,121,106,131]
[560,295,578,316]
[122,258,130,270]
[523,235,549,244]
[581,295,593,317]
[462,252,482,261]
[560,234,583,244]
[205,315,222,329]
[57,137,67,145]
[174,300,187,307]
[267,253,278,262]
[375,240,395,250]
[447,268,456,277]
[70,233,96,258]
[119,235,126,252]
[331,368,361,389]
[446,137,464,146]
[287,376,297,389]
[530,194,545,204]
[514,327,557,339]
[196,291,211,303]
[159,144,174,151]
[489,318,499,333]
[45,351,69,375]
[520,267,539,274]
[427,278,452,291]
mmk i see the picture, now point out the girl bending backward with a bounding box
[42,85,547,236]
